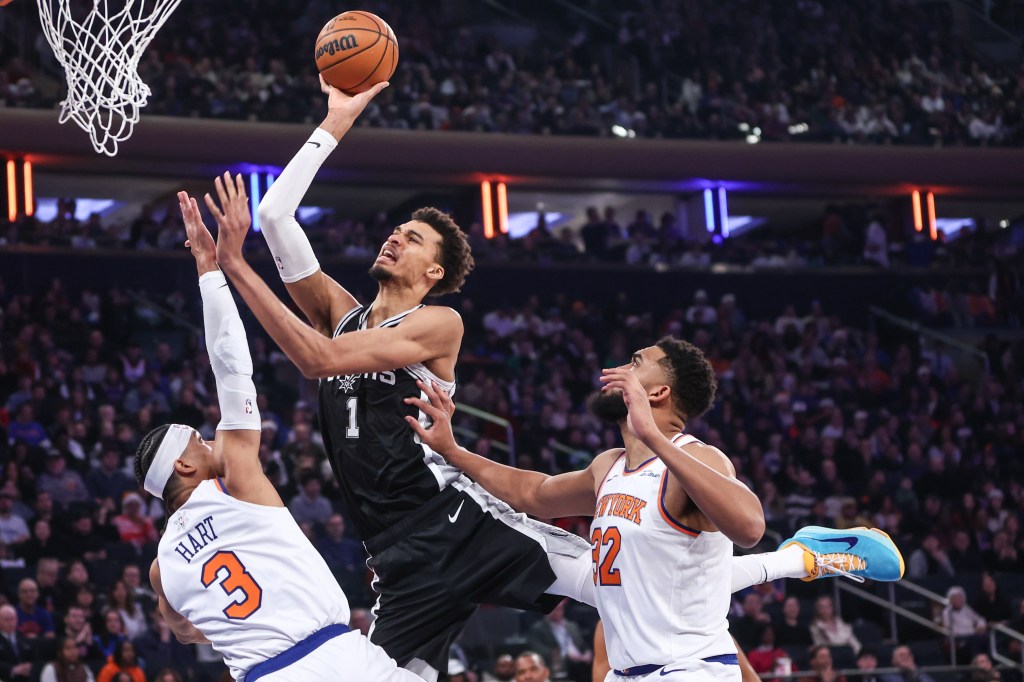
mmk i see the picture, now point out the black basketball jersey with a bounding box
[317,304,460,539]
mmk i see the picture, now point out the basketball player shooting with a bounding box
[406,339,905,681]
[204,81,599,682]
[133,192,428,682]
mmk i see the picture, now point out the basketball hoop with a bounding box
[35,0,182,156]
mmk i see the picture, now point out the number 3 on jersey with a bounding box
[201,551,262,619]
[592,527,622,586]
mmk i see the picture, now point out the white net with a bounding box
[35,0,183,156]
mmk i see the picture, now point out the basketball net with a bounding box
[35,0,182,156]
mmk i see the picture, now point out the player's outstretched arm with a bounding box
[600,367,765,548]
[256,79,388,336]
[405,380,602,518]
[179,191,280,507]
[150,560,210,645]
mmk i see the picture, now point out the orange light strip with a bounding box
[911,190,922,232]
[926,192,937,240]
[22,160,33,217]
[481,180,493,239]
[496,182,508,234]
[6,160,16,222]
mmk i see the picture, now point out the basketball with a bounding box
[315,10,398,95]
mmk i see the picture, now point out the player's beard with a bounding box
[368,264,393,282]
[587,389,628,424]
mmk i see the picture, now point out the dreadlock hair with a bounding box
[134,424,185,510]
[411,207,474,296]
[655,336,718,421]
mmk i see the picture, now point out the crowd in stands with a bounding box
[3,0,1024,146]
[0,236,1021,678]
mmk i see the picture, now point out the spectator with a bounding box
[482,653,515,682]
[63,512,108,564]
[151,670,183,682]
[85,447,135,506]
[745,625,789,675]
[808,644,846,682]
[969,653,1001,682]
[973,573,1012,624]
[39,636,94,682]
[731,592,773,651]
[120,564,155,614]
[96,640,144,682]
[15,578,55,639]
[104,581,146,641]
[91,611,126,662]
[942,586,987,647]
[132,607,193,681]
[881,645,936,682]
[7,404,49,448]
[0,489,30,549]
[514,651,550,682]
[59,606,95,665]
[287,474,333,526]
[110,494,157,549]
[0,604,36,681]
[908,534,955,578]
[37,452,90,510]
[775,596,813,647]
[524,601,591,681]
[315,514,365,575]
[809,596,861,654]
[685,290,718,327]
[857,649,883,682]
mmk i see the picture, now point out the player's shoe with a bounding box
[779,526,905,583]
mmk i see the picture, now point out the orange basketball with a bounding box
[315,10,398,95]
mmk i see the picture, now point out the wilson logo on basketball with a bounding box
[316,34,359,59]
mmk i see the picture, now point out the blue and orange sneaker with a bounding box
[779,526,905,583]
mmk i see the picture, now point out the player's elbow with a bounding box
[732,513,766,549]
[256,197,288,229]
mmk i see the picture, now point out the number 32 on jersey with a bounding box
[592,527,622,586]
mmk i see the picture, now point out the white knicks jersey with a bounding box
[158,479,350,681]
[591,434,735,672]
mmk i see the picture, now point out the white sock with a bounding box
[731,545,809,592]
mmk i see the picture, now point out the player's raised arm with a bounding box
[178,192,277,506]
[404,380,603,518]
[255,78,388,336]
[600,364,765,548]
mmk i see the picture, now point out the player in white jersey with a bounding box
[132,191,425,682]
[406,337,904,682]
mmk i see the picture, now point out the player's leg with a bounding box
[731,525,906,592]
[254,630,435,682]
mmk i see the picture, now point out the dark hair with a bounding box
[655,336,717,420]
[133,424,171,490]
[411,207,474,296]
[111,639,135,667]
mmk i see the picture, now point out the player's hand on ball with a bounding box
[403,380,458,455]
[178,191,217,275]
[204,172,251,266]
[319,75,389,139]
[600,367,660,442]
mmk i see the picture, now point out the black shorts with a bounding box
[363,476,590,676]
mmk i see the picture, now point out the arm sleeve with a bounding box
[256,128,337,283]
[199,270,261,431]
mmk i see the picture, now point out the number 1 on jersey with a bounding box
[592,527,622,586]
[346,397,359,438]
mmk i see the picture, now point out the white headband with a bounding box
[144,424,194,499]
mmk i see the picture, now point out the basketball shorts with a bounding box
[245,625,422,682]
[363,475,591,676]
[606,657,742,682]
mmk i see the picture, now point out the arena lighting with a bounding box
[911,190,923,232]
[480,180,494,238]
[23,160,33,217]
[703,189,715,232]
[718,187,730,238]
[926,192,937,240]
[266,173,275,189]
[249,172,261,232]
[6,160,15,222]
[1000,219,1010,229]
[496,182,509,234]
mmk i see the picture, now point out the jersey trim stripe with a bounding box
[658,470,700,536]
[623,456,658,475]
[215,477,230,496]
[594,451,625,500]
[332,305,365,338]
[358,304,425,330]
